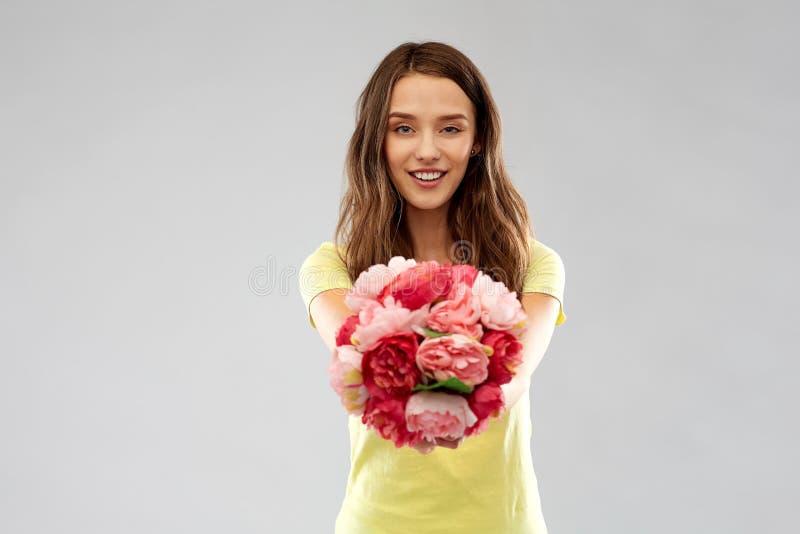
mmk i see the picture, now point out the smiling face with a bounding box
[383,73,481,212]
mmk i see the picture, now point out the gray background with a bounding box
[2,1,797,532]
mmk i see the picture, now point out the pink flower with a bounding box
[416,333,490,387]
[472,272,527,330]
[379,262,453,311]
[481,329,525,385]
[352,296,429,352]
[328,345,369,415]
[426,281,483,339]
[405,390,478,441]
[362,396,425,448]
[345,256,418,313]
[361,332,421,400]
[464,382,506,437]
[388,256,418,276]
[345,264,396,313]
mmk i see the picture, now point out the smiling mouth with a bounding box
[409,171,446,181]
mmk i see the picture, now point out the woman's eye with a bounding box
[393,125,461,134]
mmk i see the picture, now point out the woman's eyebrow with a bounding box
[388,111,469,121]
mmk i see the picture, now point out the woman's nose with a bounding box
[415,130,440,160]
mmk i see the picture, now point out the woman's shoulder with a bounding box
[523,234,567,325]
[301,241,347,268]
[298,240,353,328]
[528,235,561,261]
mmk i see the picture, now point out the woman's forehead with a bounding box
[388,73,475,119]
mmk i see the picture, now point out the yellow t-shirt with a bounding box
[298,238,567,534]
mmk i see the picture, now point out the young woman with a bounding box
[299,41,567,534]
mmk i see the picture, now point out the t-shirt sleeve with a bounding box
[522,238,567,326]
[298,241,354,329]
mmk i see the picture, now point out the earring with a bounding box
[470,149,476,156]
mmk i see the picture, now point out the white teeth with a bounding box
[412,171,443,181]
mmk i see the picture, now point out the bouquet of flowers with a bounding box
[327,256,528,451]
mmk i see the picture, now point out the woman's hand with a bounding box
[412,436,465,454]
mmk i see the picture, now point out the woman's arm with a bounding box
[501,292,562,410]
[308,288,354,353]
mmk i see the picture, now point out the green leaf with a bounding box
[412,376,473,394]
[422,327,450,338]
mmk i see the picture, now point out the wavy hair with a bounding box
[334,41,534,294]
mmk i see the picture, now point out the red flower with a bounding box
[361,396,424,448]
[449,263,479,289]
[481,329,524,385]
[335,314,360,347]
[378,262,453,310]
[464,382,505,437]
[361,332,421,400]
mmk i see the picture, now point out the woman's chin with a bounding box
[404,195,452,212]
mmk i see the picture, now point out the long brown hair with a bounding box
[334,41,534,295]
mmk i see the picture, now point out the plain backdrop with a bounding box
[2,1,797,533]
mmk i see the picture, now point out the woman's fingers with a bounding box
[411,436,465,453]
[413,439,436,454]
[435,437,464,449]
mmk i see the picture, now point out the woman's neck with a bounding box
[404,204,453,264]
